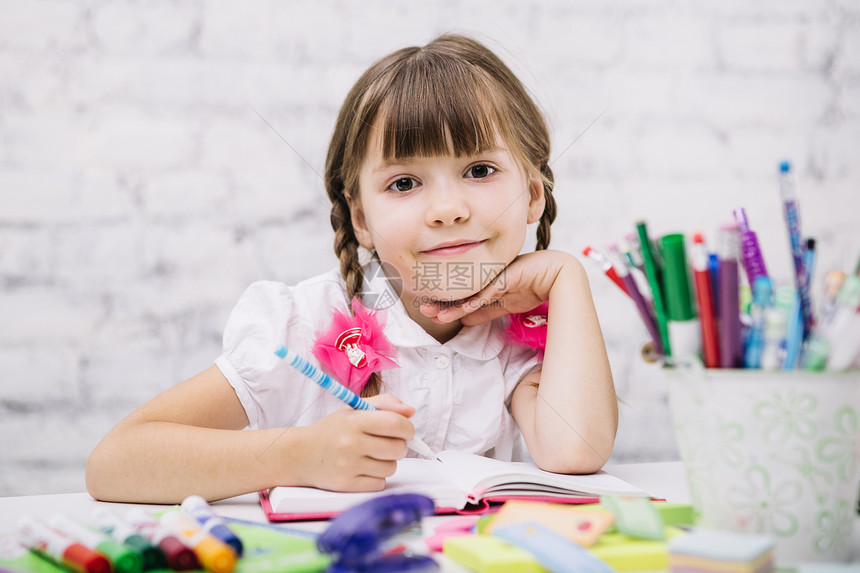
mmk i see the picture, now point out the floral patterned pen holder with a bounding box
[666,364,860,566]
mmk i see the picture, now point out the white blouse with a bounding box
[214,262,542,461]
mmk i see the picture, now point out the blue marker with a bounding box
[275,346,440,461]
[180,495,244,557]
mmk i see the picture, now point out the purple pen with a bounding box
[608,246,663,355]
[732,208,769,285]
[718,223,743,368]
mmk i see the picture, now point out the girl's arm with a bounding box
[509,255,617,474]
[85,365,416,503]
[421,250,617,474]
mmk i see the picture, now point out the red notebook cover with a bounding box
[259,489,601,522]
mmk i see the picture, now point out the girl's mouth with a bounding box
[421,239,486,256]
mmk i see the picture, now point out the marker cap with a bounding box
[95,539,143,573]
[122,534,166,570]
[64,543,112,573]
[659,233,696,321]
[194,536,237,573]
[208,523,243,557]
[157,536,199,571]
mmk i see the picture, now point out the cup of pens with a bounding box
[585,162,860,565]
[666,365,860,565]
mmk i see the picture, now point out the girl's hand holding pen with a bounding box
[419,250,574,325]
[291,394,416,493]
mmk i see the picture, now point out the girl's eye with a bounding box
[465,164,496,179]
[388,177,419,193]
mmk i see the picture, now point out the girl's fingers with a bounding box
[339,475,387,492]
[459,304,510,326]
[357,456,399,477]
[363,435,410,461]
[365,393,416,417]
[355,410,415,442]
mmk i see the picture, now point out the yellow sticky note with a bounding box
[588,526,686,571]
[486,501,615,547]
[443,534,548,573]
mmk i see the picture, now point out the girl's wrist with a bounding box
[254,425,308,489]
[547,251,585,297]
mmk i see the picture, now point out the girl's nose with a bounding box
[425,185,471,226]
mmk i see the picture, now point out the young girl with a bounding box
[86,33,617,503]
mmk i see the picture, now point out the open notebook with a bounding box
[261,450,651,521]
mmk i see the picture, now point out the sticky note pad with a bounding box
[600,495,666,540]
[487,500,615,546]
[573,501,695,528]
[797,565,860,573]
[653,502,695,526]
[443,535,548,573]
[588,526,686,571]
[493,521,614,573]
[668,528,775,573]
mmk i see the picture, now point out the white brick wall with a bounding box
[1,0,858,496]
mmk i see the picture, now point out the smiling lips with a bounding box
[421,239,486,256]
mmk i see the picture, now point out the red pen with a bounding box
[691,233,720,368]
[583,246,629,297]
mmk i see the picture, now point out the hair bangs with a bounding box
[375,57,503,161]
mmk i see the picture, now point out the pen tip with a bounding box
[436,457,443,463]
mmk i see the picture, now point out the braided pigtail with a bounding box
[535,162,556,251]
[330,195,384,398]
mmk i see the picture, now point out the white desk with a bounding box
[1,462,857,570]
[0,462,688,534]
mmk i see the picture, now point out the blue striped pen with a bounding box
[275,346,441,462]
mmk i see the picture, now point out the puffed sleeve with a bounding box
[214,281,304,429]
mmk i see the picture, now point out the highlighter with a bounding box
[160,510,237,573]
[89,507,166,571]
[181,495,244,557]
[803,276,860,371]
[744,277,773,369]
[717,223,743,368]
[48,513,143,573]
[126,509,199,571]
[17,516,111,573]
[659,233,700,361]
[824,276,860,370]
[760,286,793,370]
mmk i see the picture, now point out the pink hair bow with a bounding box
[312,297,399,394]
[505,302,548,360]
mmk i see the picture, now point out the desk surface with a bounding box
[0,462,687,572]
[0,462,688,532]
[3,462,856,570]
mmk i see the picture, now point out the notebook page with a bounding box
[268,457,467,513]
[435,450,650,500]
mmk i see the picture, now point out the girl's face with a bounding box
[350,127,545,319]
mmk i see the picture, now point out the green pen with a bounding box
[48,513,143,573]
[637,221,671,357]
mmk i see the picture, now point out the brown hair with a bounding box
[324,33,556,396]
